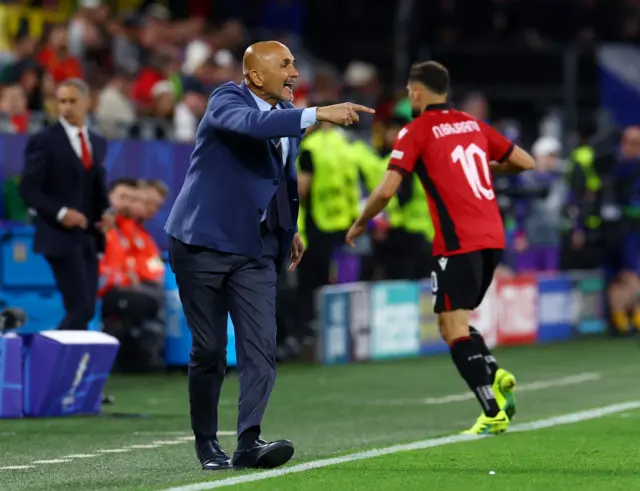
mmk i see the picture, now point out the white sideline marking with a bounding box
[367,372,602,406]
[0,431,236,471]
[159,401,640,491]
[31,459,73,464]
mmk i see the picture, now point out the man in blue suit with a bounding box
[165,41,374,471]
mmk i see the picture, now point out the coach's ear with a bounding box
[377,170,404,201]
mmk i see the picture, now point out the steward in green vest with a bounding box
[560,134,603,270]
[567,145,602,233]
[295,121,361,333]
[357,117,434,280]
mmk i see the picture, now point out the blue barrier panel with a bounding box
[316,285,351,365]
[164,266,237,367]
[569,271,607,334]
[317,283,371,364]
[537,276,573,342]
[346,282,371,362]
[370,281,420,360]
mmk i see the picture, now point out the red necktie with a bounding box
[78,130,92,169]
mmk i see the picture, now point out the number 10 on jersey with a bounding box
[451,143,495,200]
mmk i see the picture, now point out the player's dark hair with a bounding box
[408,61,450,95]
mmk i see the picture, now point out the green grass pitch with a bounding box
[1,338,639,491]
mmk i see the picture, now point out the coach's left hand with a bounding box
[288,233,305,272]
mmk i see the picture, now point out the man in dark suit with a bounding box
[165,40,374,471]
[20,78,114,332]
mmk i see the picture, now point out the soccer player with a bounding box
[346,61,535,435]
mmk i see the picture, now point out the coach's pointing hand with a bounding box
[316,103,375,126]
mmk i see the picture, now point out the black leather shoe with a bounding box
[195,439,232,471]
[232,438,294,470]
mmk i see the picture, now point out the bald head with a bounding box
[242,41,298,105]
[242,41,288,73]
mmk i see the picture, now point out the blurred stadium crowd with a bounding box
[0,0,639,365]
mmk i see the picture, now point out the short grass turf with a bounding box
[0,337,638,491]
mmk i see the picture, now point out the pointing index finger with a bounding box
[350,104,376,114]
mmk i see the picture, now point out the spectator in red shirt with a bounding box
[128,180,167,285]
[131,52,176,111]
[37,24,83,84]
[101,178,165,372]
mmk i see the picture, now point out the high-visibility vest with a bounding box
[569,146,602,229]
[297,128,361,233]
[353,142,404,228]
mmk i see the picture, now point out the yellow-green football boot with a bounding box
[461,410,510,435]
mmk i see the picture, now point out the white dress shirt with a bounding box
[246,90,317,222]
[56,118,92,222]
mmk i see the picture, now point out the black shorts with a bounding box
[431,248,502,314]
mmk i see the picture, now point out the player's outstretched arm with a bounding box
[491,145,535,174]
[345,170,403,247]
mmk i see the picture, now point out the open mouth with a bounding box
[283,81,295,92]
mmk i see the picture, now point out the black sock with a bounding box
[449,336,500,417]
[469,325,499,382]
[238,425,260,448]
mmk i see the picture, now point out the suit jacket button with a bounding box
[258,209,263,215]
[273,179,279,185]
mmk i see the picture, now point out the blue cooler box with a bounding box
[0,333,23,419]
[23,331,119,417]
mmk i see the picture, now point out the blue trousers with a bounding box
[168,229,280,439]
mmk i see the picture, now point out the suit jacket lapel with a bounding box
[88,131,99,166]
[56,123,84,174]
[240,84,286,167]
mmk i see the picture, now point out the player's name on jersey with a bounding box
[432,120,481,139]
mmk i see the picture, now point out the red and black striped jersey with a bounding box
[388,104,513,256]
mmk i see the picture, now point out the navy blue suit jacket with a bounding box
[165,82,305,270]
[19,123,109,256]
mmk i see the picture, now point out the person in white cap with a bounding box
[512,136,566,272]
